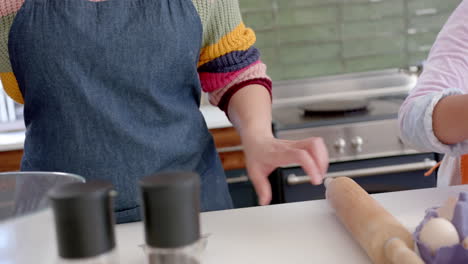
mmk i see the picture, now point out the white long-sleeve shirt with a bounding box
[399,0,468,187]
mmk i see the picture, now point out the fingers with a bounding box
[293,138,329,176]
[291,149,323,185]
[245,137,329,205]
[275,148,323,185]
[248,167,272,206]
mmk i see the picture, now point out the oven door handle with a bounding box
[226,175,249,184]
[287,159,438,186]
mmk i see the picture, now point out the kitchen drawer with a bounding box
[210,127,241,149]
[209,127,246,170]
[218,151,246,171]
[0,150,22,172]
[269,153,438,204]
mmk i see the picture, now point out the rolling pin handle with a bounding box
[384,237,424,264]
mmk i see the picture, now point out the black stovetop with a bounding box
[272,96,406,131]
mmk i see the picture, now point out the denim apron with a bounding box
[8,0,233,223]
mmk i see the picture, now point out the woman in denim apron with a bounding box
[2,0,328,223]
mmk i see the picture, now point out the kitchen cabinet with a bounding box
[0,128,246,171]
[224,168,258,208]
[209,127,258,208]
[0,127,259,208]
[0,150,22,172]
[210,127,245,171]
[0,129,242,170]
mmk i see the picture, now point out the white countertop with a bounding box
[0,130,24,151]
[199,105,232,129]
[0,106,231,152]
[1,185,467,264]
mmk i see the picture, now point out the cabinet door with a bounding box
[210,127,242,148]
[0,150,22,172]
[210,128,257,208]
[210,127,246,170]
[225,169,258,209]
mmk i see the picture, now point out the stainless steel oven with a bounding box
[268,68,439,204]
[270,153,438,204]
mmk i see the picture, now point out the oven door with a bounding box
[269,153,438,204]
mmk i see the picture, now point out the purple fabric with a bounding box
[414,192,468,264]
[452,193,468,239]
[198,47,260,73]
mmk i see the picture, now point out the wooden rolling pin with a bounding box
[325,177,424,264]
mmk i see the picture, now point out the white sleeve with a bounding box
[398,0,468,157]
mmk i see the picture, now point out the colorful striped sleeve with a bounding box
[193,0,272,113]
[0,0,23,104]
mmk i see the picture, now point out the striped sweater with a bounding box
[0,0,271,112]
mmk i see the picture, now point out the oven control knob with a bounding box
[334,138,346,154]
[351,136,364,153]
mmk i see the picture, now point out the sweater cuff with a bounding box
[218,78,272,114]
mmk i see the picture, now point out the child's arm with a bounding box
[433,94,468,144]
[399,0,468,156]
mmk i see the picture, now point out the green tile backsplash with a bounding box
[341,0,405,22]
[277,6,339,26]
[408,51,430,66]
[407,0,462,14]
[239,0,273,10]
[342,36,405,58]
[341,18,405,39]
[254,30,278,48]
[407,32,439,52]
[281,60,344,80]
[278,24,340,44]
[275,0,340,9]
[345,54,406,73]
[408,12,452,32]
[242,11,274,29]
[239,0,463,81]
[279,43,341,64]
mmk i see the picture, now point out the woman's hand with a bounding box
[242,135,329,205]
[227,84,330,206]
